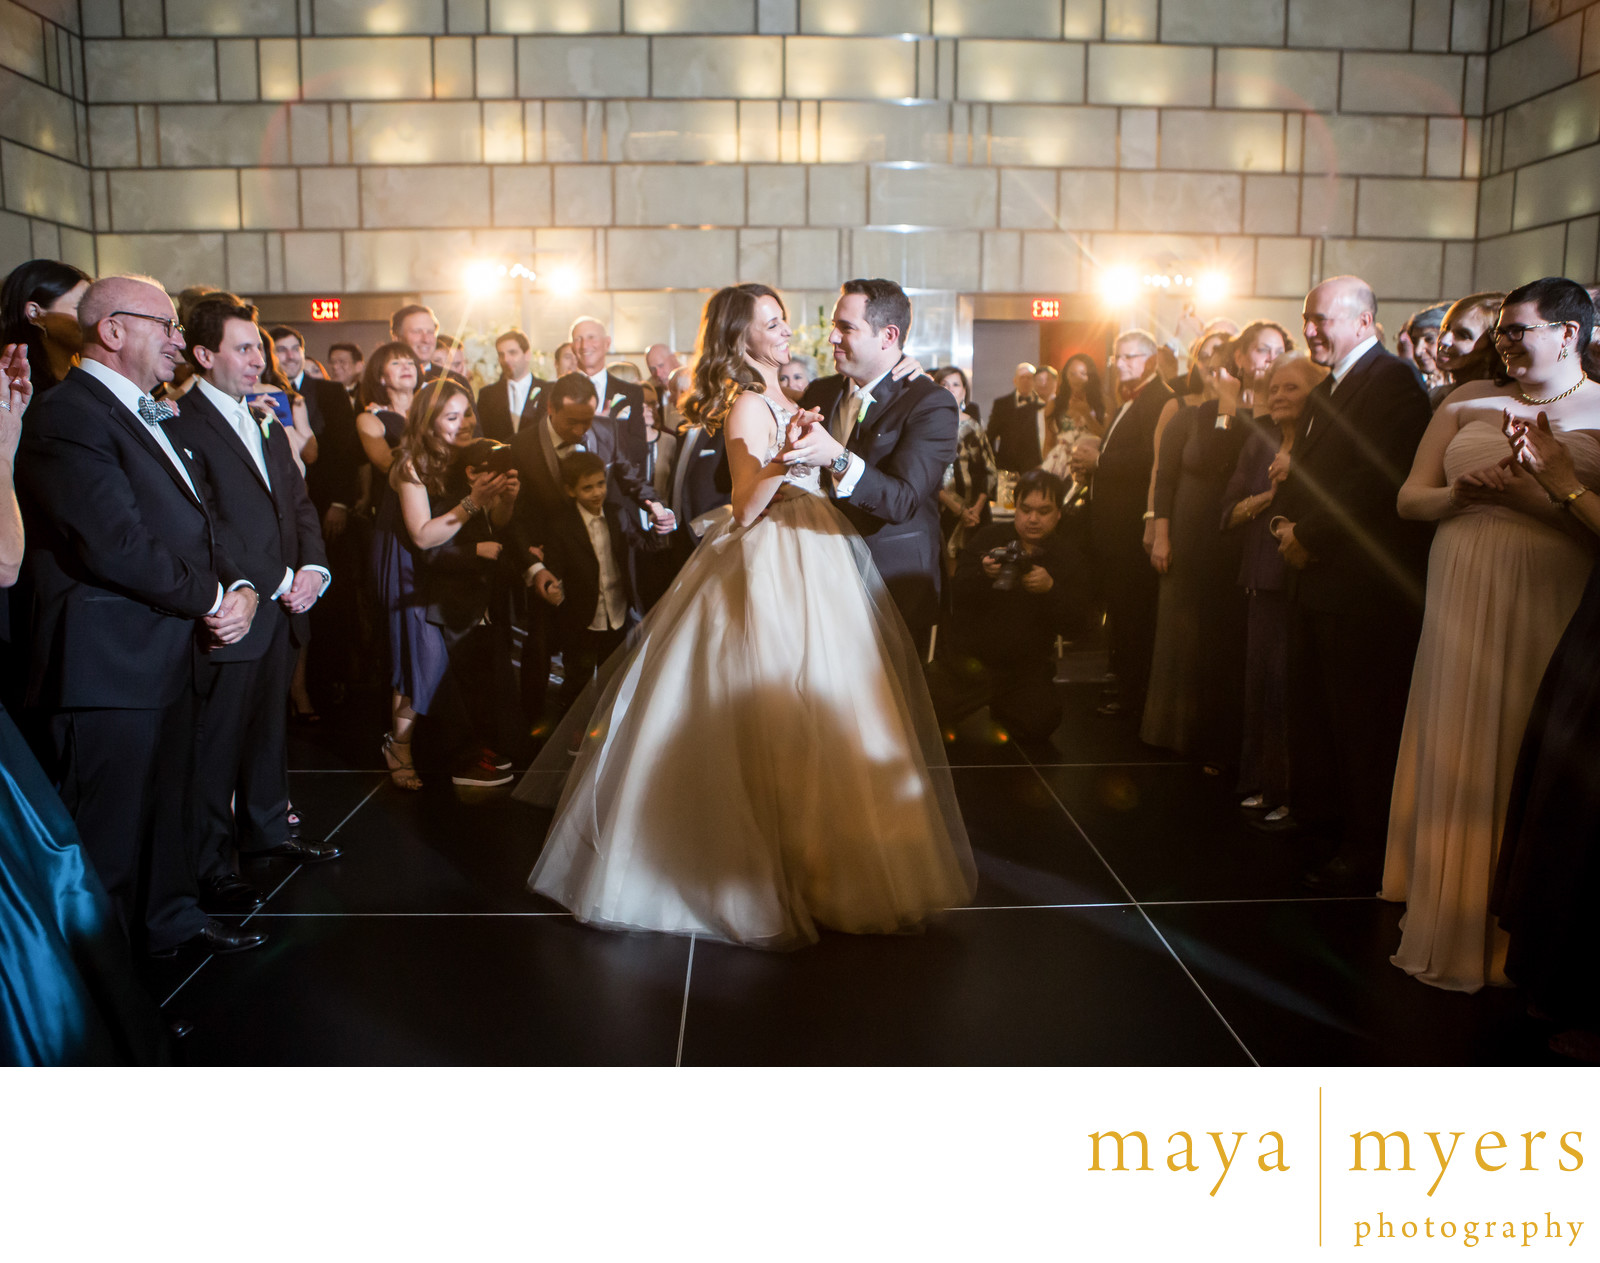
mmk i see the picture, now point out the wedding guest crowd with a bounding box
[4,247,1600,1064]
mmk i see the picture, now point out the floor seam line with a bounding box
[1020,749,1263,1068]
[163,778,385,1009]
[675,934,696,1068]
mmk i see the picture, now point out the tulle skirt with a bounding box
[514,487,976,949]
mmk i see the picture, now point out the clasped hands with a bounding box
[204,585,258,647]
[776,408,841,469]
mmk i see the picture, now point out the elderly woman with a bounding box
[1220,350,1324,822]
[778,352,816,404]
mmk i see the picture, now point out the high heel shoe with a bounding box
[383,733,422,790]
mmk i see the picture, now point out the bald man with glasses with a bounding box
[16,273,267,959]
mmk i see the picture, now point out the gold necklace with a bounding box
[1517,376,1586,407]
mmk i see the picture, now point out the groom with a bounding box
[783,278,959,655]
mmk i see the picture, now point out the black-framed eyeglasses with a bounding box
[1491,320,1569,343]
[108,310,185,338]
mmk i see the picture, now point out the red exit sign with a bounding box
[1032,298,1061,319]
[310,298,341,321]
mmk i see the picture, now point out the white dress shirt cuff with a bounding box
[834,453,867,498]
[524,560,547,585]
[208,583,224,617]
[271,568,295,600]
[303,564,332,594]
[208,579,256,616]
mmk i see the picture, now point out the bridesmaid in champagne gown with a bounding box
[1383,280,1600,993]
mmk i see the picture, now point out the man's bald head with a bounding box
[645,342,680,386]
[78,274,184,391]
[1302,274,1377,367]
[78,274,168,338]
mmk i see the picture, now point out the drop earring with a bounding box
[1560,347,1570,360]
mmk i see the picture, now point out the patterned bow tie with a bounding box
[137,395,176,425]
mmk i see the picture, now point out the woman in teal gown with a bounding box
[0,335,167,1065]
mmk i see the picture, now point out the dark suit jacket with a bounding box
[799,363,959,640]
[477,375,549,443]
[541,500,656,647]
[506,416,662,565]
[16,366,244,710]
[170,385,328,660]
[295,372,361,513]
[1272,343,1433,614]
[1089,374,1176,559]
[669,424,731,531]
[988,393,1043,471]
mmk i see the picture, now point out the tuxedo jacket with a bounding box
[1089,374,1176,557]
[540,500,658,646]
[798,364,960,639]
[16,366,245,710]
[505,415,661,565]
[170,386,328,661]
[296,372,362,514]
[988,393,1043,471]
[668,424,731,531]
[477,375,550,443]
[1272,343,1433,615]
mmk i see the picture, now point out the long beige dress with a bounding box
[1382,420,1600,992]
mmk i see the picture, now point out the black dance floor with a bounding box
[143,683,1560,1066]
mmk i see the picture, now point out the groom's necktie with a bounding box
[837,385,870,448]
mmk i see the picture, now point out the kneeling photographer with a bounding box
[938,469,1091,743]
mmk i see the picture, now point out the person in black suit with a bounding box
[779,278,959,655]
[392,303,473,397]
[270,324,364,713]
[537,452,659,715]
[939,469,1092,742]
[172,297,343,917]
[476,329,548,442]
[15,275,265,957]
[1268,275,1433,893]
[1079,330,1175,717]
[506,372,673,727]
[326,341,363,409]
[988,362,1044,471]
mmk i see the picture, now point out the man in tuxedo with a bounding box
[1081,330,1174,718]
[1268,276,1432,893]
[571,316,643,434]
[16,274,265,956]
[477,330,547,442]
[271,324,364,707]
[327,341,363,409]
[645,343,681,391]
[173,297,343,917]
[780,278,959,655]
[507,372,672,725]
[392,303,472,397]
[988,362,1043,472]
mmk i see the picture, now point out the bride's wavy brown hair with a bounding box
[681,283,786,432]
[393,378,472,496]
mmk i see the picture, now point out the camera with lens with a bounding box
[987,540,1036,591]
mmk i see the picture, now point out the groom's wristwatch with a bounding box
[830,451,851,476]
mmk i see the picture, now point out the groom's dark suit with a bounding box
[800,362,959,652]
[16,366,248,950]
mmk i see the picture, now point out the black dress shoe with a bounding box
[1248,812,1303,835]
[200,873,265,915]
[168,1016,194,1039]
[149,917,268,958]
[243,836,343,863]
[1300,856,1378,896]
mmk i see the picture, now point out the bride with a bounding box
[513,283,975,948]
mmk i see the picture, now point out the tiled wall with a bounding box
[0,0,1596,355]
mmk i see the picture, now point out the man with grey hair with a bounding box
[644,342,680,391]
[1267,275,1432,893]
[17,274,266,958]
[1083,328,1174,718]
